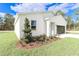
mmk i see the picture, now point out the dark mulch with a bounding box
[16,37,61,49]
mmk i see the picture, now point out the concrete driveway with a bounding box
[57,34,79,39]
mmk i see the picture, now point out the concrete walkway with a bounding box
[57,34,79,39]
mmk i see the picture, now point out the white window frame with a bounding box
[31,20,36,30]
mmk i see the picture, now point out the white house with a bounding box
[14,11,67,39]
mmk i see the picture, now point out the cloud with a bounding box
[71,3,79,9]
[11,3,47,13]
[65,3,75,9]
[0,12,5,17]
[11,3,79,14]
[48,4,68,13]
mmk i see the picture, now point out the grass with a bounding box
[0,32,79,56]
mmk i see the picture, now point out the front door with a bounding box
[46,21,55,37]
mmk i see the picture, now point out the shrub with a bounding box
[23,18,33,43]
[32,35,47,42]
[32,36,40,41]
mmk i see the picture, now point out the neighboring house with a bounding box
[14,11,67,39]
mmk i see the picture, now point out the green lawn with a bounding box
[0,32,79,56]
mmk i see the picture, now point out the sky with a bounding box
[0,3,79,21]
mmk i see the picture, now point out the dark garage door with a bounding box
[57,25,65,34]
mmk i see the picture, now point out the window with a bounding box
[31,20,36,30]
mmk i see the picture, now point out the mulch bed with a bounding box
[16,41,42,49]
[16,37,61,49]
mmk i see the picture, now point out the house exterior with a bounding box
[14,11,67,39]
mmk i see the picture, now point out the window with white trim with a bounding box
[31,20,36,30]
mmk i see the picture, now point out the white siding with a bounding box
[19,13,46,38]
[14,15,20,39]
[50,15,67,26]
[15,12,67,39]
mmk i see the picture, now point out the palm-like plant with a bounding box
[55,10,65,17]
[73,9,79,30]
[66,16,73,30]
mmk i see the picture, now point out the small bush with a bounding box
[32,36,40,41]
[32,35,48,42]
[23,18,33,43]
[38,35,46,41]
[21,38,29,43]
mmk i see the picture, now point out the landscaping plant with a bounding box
[23,18,33,43]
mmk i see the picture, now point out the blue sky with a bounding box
[0,3,16,15]
[0,3,79,21]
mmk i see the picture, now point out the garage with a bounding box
[57,25,65,34]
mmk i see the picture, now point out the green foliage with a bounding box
[74,9,79,15]
[71,9,79,30]
[66,16,72,25]
[0,17,3,24]
[23,18,33,43]
[55,10,65,16]
[0,17,4,30]
[4,14,15,30]
[66,16,73,30]
[76,19,79,27]
[32,35,47,42]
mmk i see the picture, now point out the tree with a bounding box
[75,17,79,30]
[66,16,72,30]
[23,18,33,43]
[4,14,15,30]
[0,17,3,24]
[73,10,79,30]
[0,17,4,30]
[55,10,65,16]
[74,9,79,15]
